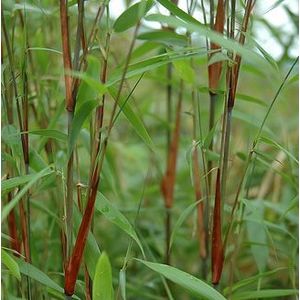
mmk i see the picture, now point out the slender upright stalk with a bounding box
[64,23,140,297]
[192,92,207,277]
[59,0,75,263]
[2,9,32,298]
[211,168,224,285]
[207,0,225,194]
[161,80,184,265]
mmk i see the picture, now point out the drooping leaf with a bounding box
[93,252,114,300]
[224,267,290,295]
[259,136,298,164]
[95,192,145,257]
[136,259,226,300]
[2,167,54,221]
[172,59,195,83]
[145,14,270,71]
[244,199,268,272]
[76,55,101,107]
[170,199,203,249]
[138,30,187,46]
[108,87,155,152]
[236,93,267,107]
[2,174,37,193]
[29,149,49,172]
[231,289,298,300]
[1,249,21,281]
[108,48,206,86]
[68,100,99,157]
[156,0,201,25]
[113,0,154,32]
[28,129,67,143]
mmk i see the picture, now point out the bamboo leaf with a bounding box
[93,252,114,300]
[172,59,195,83]
[113,0,154,32]
[2,174,37,193]
[145,14,270,70]
[76,55,101,107]
[2,167,54,221]
[170,199,203,250]
[224,267,290,295]
[16,258,80,299]
[17,258,62,294]
[231,289,298,300]
[68,100,99,157]
[244,199,268,272]
[259,136,298,164]
[28,129,67,143]
[156,0,201,25]
[136,259,227,300]
[236,93,267,107]
[138,30,187,46]
[1,249,21,281]
[108,48,206,86]
[95,192,145,257]
[108,87,155,152]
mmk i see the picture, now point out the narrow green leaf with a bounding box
[244,199,268,272]
[170,199,203,249]
[172,59,195,83]
[236,93,267,107]
[2,174,36,193]
[233,110,274,136]
[95,192,145,257]
[38,98,65,153]
[138,30,187,46]
[224,267,290,295]
[2,167,54,221]
[1,249,21,281]
[131,41,161,60]
[76,55,101,107]
[113,0,154,32]
[156,0,201,25]
[231,289,298,300]
[108,48,206,86]
[259,136,298,164]
[93,252,114,300]
[146,14,270,71]
[108,87,155,152]
[29,149,48,172]
[17,258,63,293]
[17,258,80,299]
[28,129,67,143]
[136,259,227,300]
[68,100,98,157]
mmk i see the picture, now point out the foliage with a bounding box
[1,0,298,299]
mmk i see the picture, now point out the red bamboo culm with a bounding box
[208,0,225,92]
[211,168,224,284]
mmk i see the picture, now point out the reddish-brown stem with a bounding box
[211,168,224,284]
[65,164,100,296]
[65,20,139,297]
[7,189,21,255]
[161,80,183,264]
[59,0,73,112]
[161,81,183,209]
